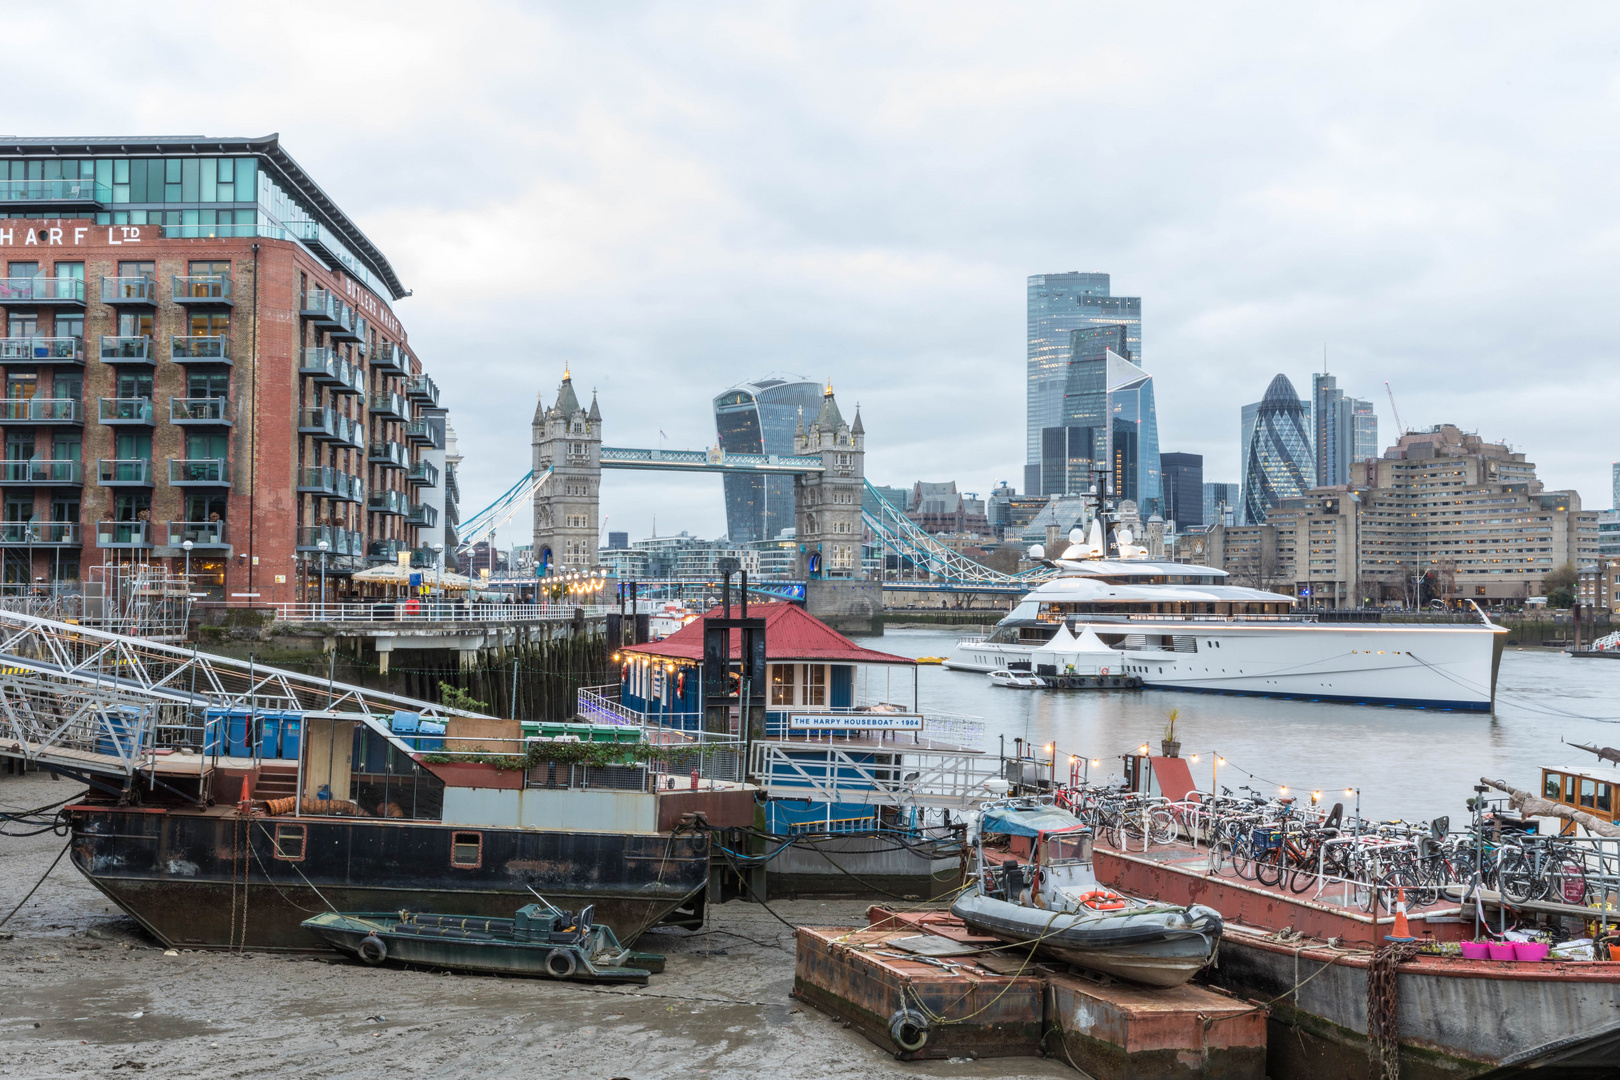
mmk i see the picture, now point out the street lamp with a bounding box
[316,538,329,618]
[182,539,194,598]
[432,542,444,617]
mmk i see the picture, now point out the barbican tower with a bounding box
[531,370,601,571]
[793,384,865,579]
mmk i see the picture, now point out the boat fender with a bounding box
[545,948,579,979]
[888,1009,929,1053]
[358,934,388,966]
[1077,889,1128,911]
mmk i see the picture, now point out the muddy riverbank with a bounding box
[0,772,1068,1080]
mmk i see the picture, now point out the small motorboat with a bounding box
[916,656,948,665]
[301,902,664,984]
[988,668,1046,689]
[951,800,1222,987]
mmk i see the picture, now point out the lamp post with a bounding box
[432,542,444,617]
[316,538,329,619]
[182,539,193,599]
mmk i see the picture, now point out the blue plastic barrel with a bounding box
[95,707,144,758]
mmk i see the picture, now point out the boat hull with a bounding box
[947,621,1505,710]
[68,805,709,952]
[949,892,1221,988]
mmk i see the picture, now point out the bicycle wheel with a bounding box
[1209,838,1230,876]
[1150,810,1178,846]
[1231,839,1256,880]
[1287,850,1319,894]
[1109,818,1128,851]
[1497,851,1540,905]
[1253,849,1283,887]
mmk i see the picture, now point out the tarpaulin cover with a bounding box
[981,804,1086,838]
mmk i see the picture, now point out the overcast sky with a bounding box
[16,3,1620,542]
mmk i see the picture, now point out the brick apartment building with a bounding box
[0,135,446,605]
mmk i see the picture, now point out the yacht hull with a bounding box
[946,621,1506,710]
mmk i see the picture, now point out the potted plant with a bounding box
[1161,709,1182,758]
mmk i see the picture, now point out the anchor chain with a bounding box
[1366,940,1421,1080]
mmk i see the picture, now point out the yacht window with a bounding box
[1543,772,1561,800]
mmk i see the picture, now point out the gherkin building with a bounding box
[1243,374,1314,524]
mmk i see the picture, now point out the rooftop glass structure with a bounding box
[1027,273,1140,495]
[0,135,405,301]
[1243,374,1315,524]
[714,375,823,544]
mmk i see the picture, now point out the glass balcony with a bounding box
[298,407,335,438]
[169,397,233,426]
[369,391,409,420]
[299,347,347,384]
[96,521,150,548]
[98,398,155,425]
[406,419,439,447]
[368,538,409,562]
[170,335,232,364]
[0,179,110,205]
[0,276,87,307]
[0,459,82,485]
[405,374,440,406]
[100,335,155,364]
[406,503,439,528]
[368,441,408,469]
[299,287,343,327]
[370,343,406,373]
[172,273,232,306]
[298,525,364,557]
[100,276,158,306]
[97,458,153,486]
[368,489,407,515]
[333,413,364,449]
[167,520,228,548]
[169,458,231,486]
[297,466,365,503]
[0,337,84,363]
[407,459,441,487]
[0,521,80,545]
[0,398,83,424]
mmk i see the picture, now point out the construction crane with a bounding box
[1384,381,1406,436]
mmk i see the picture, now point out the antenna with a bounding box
[1384,380,1406,436]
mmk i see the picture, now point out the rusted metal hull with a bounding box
[68,805,709,951]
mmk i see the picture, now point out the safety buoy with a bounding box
[1100,666,1109,676]
[358,934,388,965]
[1077,889,1129,911]
[888,1009,929,1053]
[545,948,579,979]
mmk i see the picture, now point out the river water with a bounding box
[877,628,1620,824]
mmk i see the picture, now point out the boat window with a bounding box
[273,823,306,862]
[451,831,482,868]
[1543,772,1562,800]
[769,663,795,706]
[1579,778,1597,809]
[1045,833,1091,865]
[1598,783,1612,815]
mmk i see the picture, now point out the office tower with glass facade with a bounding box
[0,134,444,604]
[1242,374,1315,525]
[1026,272,1141,496]
[1203,481,1239,527]
[714,375,822,545]
[1036,325,1161,514]
[1352,398,1378,466]
[1160,452,1203,530]
[1312,373,1378,487]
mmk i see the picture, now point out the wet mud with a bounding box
[0,773,1071,1078]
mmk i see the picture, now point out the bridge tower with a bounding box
[793,384,881,633]
[531,370,601,571]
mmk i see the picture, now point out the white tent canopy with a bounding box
[351,565,474,591]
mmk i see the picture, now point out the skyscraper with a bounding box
[1240,385,1310,523]
[1312,373,1379,487]
[1203,482,1240,527]
[714,375,823,544]
[1037,326,1162,514]
[1026,273,1141,496]
[1160,453,1203,530]
[1242,374,1315,524]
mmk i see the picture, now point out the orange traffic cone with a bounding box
[237,775,252,814]
[1386,887,1415,942]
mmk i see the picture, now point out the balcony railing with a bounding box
[0,276,87,305]
[167,520,228,547]
[0,337,84,362]
[0,179,110,204]
[368,489,407,515]
[407,503,439,528]
[370,343,406,372]
[100,276,158,305]
[300,288,342,324]
[299,347,363,393]
[297,465,365,502]
[172,273,232,304]
[0,398,82,423]
[369,391,409,420]
[405,375,440,406]
[0,459,82,484]
[368,538,409,561]
[97,458,154,485]
[407,459,441,487]
[0,521,79,545]
[368,441,409,469]
[96,520,150,548]
[170,335,231,363]
[298,525,364,556]
[168,458,231,486]
[100,335,155,363]
[169,397,233,425]
[405,419,437,446]
[98,398,155,425]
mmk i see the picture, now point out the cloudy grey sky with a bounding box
[16,3,1620,541]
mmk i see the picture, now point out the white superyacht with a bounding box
[946,520,1507,711]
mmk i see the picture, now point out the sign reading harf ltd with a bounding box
[786,713,925,732]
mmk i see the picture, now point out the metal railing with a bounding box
[0,336,84,361]
[99,397,154,424]
[170,397,232,424]
[297,466,365,502]
[406,375,440,406]
[407,460,440,486]
[0,398,82,422]
[369,390,409,419]
[97,459,153,485]
[266,601,612,622]
[406,503,438,528]
[168,458,231,485]
[1,460,83,484]
[368,489,406,515]
[167,521,227,547]
[172,273,231,301]
[170,335,231,361]
[101,276,157,304]
[96,520,151,547]
[368,441,409,468]
[0,522,79,544]
[0,179,110,203]
[750,740,1005,808]
[0,276,86,303]
[100,335,154,361]
[297,526,365,556]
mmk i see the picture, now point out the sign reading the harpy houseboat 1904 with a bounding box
[786,713,925,732]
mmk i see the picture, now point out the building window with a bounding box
[805,664,826,707]
[770,663,795,706]
[450,831,482,868]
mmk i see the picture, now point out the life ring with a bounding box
[545,948,579,979]
[1100,666,1109,676]
[888,1009,929,1053]
[357,934,388,965]
[1077,889,1128,911]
